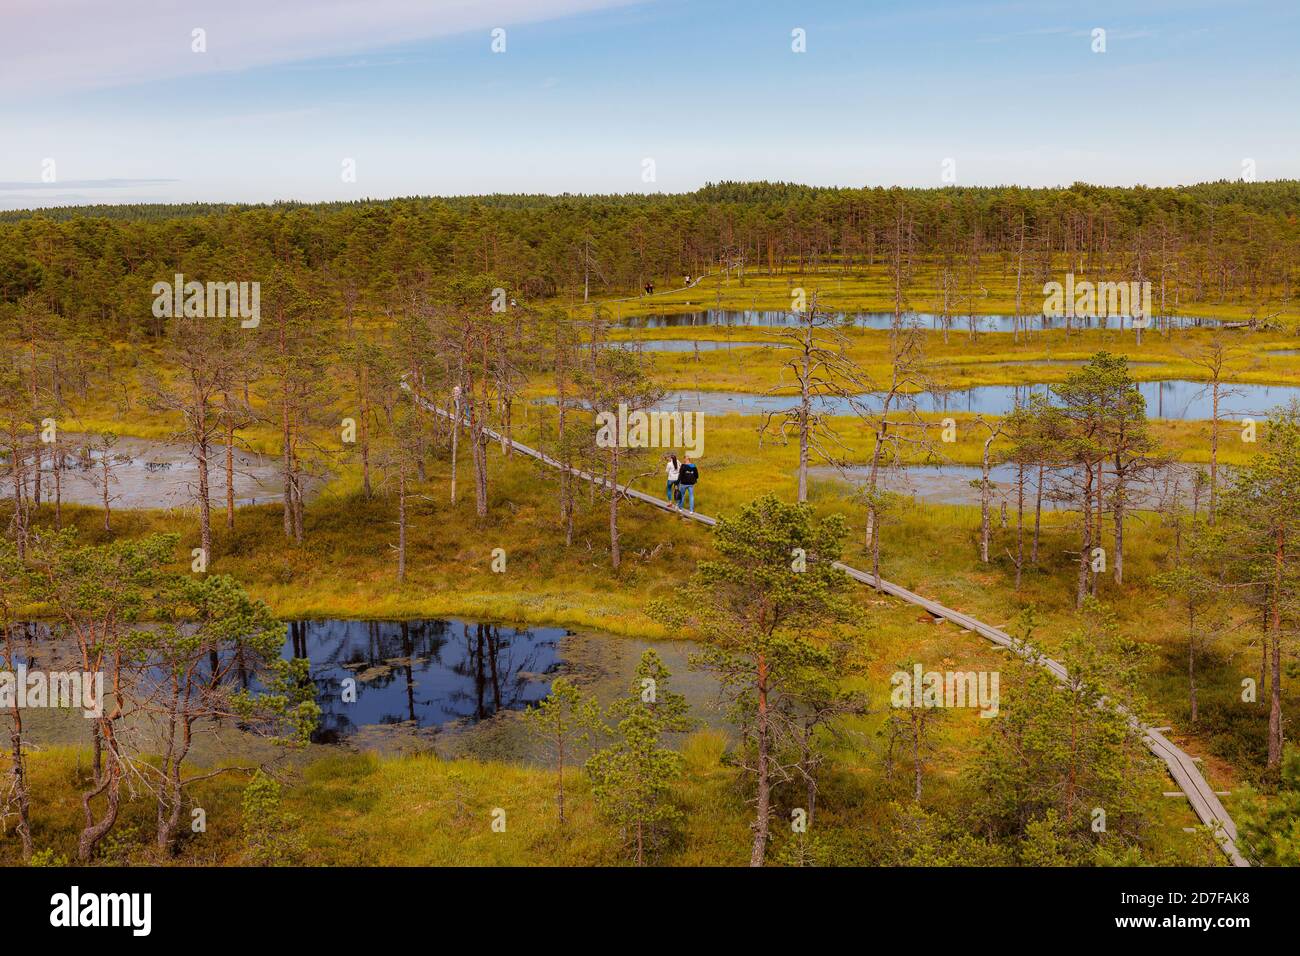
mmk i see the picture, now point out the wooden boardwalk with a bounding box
[406,385,1248,866]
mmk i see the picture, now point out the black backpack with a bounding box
[678,463,698,485]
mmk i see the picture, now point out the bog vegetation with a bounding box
[1,180,1299,866]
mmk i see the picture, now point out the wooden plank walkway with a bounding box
[406,384,1248,866]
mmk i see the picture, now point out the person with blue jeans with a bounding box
[665,454,680,508]
[677,456,698,513]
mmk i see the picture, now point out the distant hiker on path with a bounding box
[665,453,680,508]
[677,455,698,513]
[684,273,691,287]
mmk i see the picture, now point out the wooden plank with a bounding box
[405,385,1249,867]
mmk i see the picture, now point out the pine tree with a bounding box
[1220,402,1300,772]
[586,709,684,865]
[1238,746,1300,865]
[969,603,1156,854]
[651,494,857,866]
[523,677,599,823]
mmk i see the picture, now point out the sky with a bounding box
[1,0,1297,208]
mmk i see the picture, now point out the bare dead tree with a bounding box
[756,292,873,503]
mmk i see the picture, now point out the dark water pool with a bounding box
[0,434,311,510]
[4,619,720,759]
[619,309,1230,332]
[283,619,561,743]
[595,338,768,352]
[811,461,1207,511]
[650,379,1300,420]
[280,619,720,750]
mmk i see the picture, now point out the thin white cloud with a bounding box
[2,0,644,95]
[203,107,326,126]
[0,177,177,190]
[974,25,1073,44]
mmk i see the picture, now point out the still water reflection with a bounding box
[284,619,561,743]
[619,309,1230,332]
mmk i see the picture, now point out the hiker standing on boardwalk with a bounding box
[676,455,698,513]
[665,453,680,508]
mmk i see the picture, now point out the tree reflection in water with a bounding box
[282,619,563,742]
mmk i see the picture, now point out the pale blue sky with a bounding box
[2,0,1297,207]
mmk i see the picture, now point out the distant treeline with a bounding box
[1,180,1296,336]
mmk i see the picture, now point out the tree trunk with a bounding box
[361,393,372,498]
[1260,599,1269,699]
[608,446,621,570]
[1076,463,1093,607]
[979,434,994,563]
[281,400,294,539]
[1015,463,1025,589]
[101,456,111,532]
[872,514,882,583]
[556,356,574,546]
[1267,528,1285,769]
[1112,470,1125,586]
[31,443,41,508]
[291,451,304,544]
[9,433,28,558]
[7,724,32,859]
[78,718,122,862]
[1032,462,1044,563]
[450,387,460,505]
[750,651,770,867]
[1208,381,1219,523]
[469,382,489,520]
[196,427,211,568]
[53,441,63,530]
[797,349,810,503]
[1092,459,1103,596]
[3,626,32,860]
[863,418,890,553]
[156,710,192,855]
[397,471,407,583]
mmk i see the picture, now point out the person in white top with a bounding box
[665,454,680,508]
